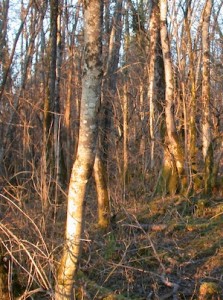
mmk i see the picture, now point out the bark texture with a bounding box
[159,0,185,195]
[94,155,110,229]
[148,0,165,170]
[55,1,103,298]
[184,1,198,190]
[201,0,213,194]
[93,0,122,229]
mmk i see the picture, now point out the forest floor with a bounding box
[1,190,223,299]
[79,194,223,299]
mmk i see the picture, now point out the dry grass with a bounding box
[1,182,223,299]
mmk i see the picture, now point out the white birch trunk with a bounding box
[202,0,212,160]
[55,1,102,298]
[160,0,184,194]
[201,0,213,194]
[148,0,160,170]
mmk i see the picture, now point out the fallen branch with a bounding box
[160,274,180,300]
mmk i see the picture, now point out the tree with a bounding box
[183,0,199,191]
[42,0,59,212]
[63,0,81,180]
[0,0,10,91]
[148,0,165,171]
[201,0,213,194]
[55,0,103,298]
[93,0,123,228]
[159,0,185,195]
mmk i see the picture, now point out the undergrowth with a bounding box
[1,190,223,299]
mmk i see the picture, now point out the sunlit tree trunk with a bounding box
[93,0,122,228]
[55,1,103,298]
[64,0,80,180]
[202,0,213,194]
[54,1,63,188]
[94,155,110,229]
[122,3,130,195]
[42,0,58,212]
[53,0,67,208]
[64,62,72,178]
[148,0,162,170]
[160,0,185,195]
[184,0,198,191]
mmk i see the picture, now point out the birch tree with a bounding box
[201,0,213,194]
[55,0,103,298]
[159,0,185,195]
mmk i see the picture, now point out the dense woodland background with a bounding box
[0,0,223,299]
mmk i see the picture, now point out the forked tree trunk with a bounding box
[55,1,103,299]
[159,0,185,195]
[201,0,213,194]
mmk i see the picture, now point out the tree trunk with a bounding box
[201,0,213,194]
[54,0,66,207]
[93,0,122,228]
[42,0,58,212]
[64,0,81,180]
[94,155,110,229]
[160,0,185,195]
[123,81,128,187]
[55,0,103,298]
[184,1,199,191]
[148,0,164,171]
